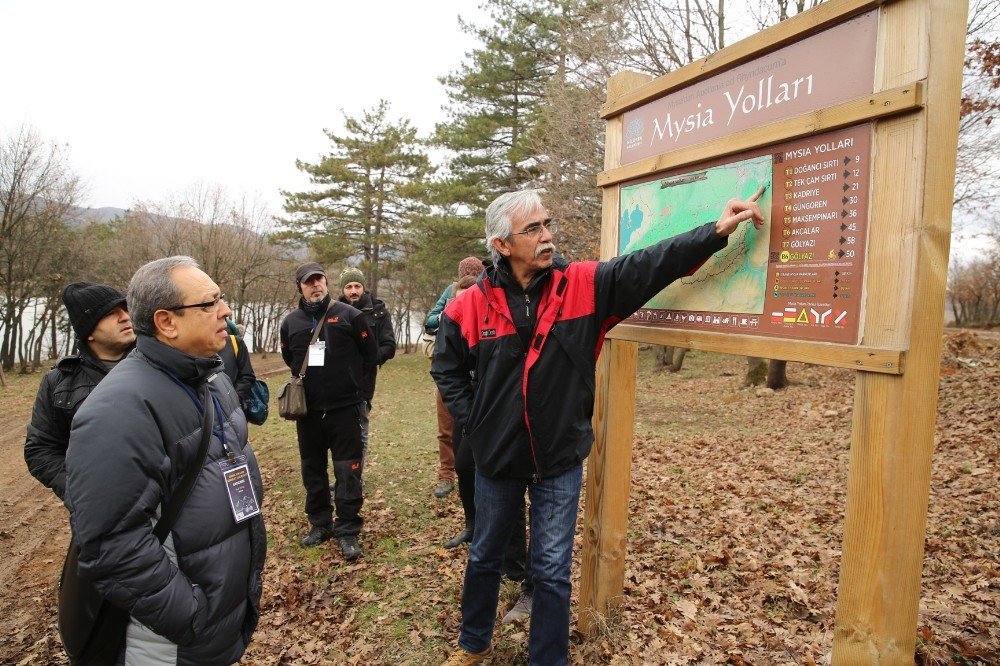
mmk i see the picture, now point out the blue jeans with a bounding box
[458,464,582,665]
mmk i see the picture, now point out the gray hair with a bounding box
[128,256,199,336]
[485,189,545,263]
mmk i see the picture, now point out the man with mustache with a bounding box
[432,187,765,665]
[25,281,136,504]
[280,262,377,559]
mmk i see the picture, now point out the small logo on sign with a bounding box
[625,118,644,150]
[481,328,496,339]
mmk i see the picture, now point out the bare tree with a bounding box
[0,125,82,371]
[948,251,1000,326]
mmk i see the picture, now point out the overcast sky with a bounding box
[0,0,486,217]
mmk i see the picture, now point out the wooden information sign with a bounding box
[581,0,968,663]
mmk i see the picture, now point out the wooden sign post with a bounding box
[580,0,968,662]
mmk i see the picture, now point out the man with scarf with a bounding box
[280,262,377,559]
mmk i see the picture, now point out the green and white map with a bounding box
[619,155,772,314]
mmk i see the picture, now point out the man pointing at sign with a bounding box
[432,186,765,665]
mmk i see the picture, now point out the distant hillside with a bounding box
[64,205,129,227]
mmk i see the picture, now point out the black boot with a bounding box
[301,524,334,547]
[444,523,474,549]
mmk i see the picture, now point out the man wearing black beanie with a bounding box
[24,281,135,503]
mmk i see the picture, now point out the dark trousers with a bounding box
[458,464,582,665]
[454,427,532,593]
[295,404,364,536]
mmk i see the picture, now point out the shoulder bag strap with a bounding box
[296,301,336,378]
[153,382,214,543]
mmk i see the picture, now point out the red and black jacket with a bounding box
[431,221,726,480]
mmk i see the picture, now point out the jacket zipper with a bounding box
[486,282,542,481]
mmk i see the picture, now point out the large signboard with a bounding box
[621,124,871,344]
[621,11,878,165]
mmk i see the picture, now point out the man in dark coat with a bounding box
[432,187,765,665]
[218,319,257,406]
[24,282,135,504]
[66,256,266,664]
[337,266,396,466]
[280,262,377,559]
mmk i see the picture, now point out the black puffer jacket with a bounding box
[338,293,396,402]
[24,346,122,503]
[431,221,725,480]
[66,335,266,665]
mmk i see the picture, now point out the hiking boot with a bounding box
[442,645,492,665]
[444,526,473,549]
[434,479,455,498]
[338,535,362,561]
[501,592,532,624]
[300,524,334,547]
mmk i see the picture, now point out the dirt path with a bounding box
[0,377,70,663]
[0,354,288,664]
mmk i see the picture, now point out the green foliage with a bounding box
[281,101,433,296]
[432,1,557,215]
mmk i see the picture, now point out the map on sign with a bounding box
[619,155,773,314]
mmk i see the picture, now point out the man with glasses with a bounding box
[65,256,266,664]
[25,282,135,505]
[432,188,765,665]
[280,262,377,559]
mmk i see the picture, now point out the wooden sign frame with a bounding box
[580,0,968,663]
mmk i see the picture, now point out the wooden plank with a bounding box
[605,325,904,374]
[601,0,895,119]
[579,338,637,634]
[597,82,923,188]
[832,0,967,663]
[601,71,652,262]
[580,70,650,637]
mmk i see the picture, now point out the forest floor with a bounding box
[0,332,996,665]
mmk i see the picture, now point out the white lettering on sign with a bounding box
[649,104,716,145]
[723,74,814,126]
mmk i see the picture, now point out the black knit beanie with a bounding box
[62,282,127,342]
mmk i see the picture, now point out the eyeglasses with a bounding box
[166,293,227,314]
[511,218,557,239]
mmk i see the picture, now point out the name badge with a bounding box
[218,455,261,523]
[308,341,325,366]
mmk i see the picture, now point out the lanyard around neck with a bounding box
[156,366,230,453]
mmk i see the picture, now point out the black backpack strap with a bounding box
[153,382,214,542]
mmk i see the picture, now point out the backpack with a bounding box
[228,329,269,426]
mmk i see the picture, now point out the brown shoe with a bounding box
[442,645,492,665]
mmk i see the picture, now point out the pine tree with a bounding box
[433,1,556,216]
[281,101,432,298]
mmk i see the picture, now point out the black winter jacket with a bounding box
[279,295,378,411]
[66,335,267,665]
[219,329,256,402]
[431,221,726,480]
[337,293,396,402]
[24,346,125,502]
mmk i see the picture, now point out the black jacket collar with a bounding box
[339,292,374,311]
[135,334,222,386]
[487,256,569,294]
[299,293,332,315]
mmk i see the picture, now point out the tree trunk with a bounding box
[744,356,767,386]
[766,359,789,390]
[654,345,688,372]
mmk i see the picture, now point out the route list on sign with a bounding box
[625,124,872,344]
